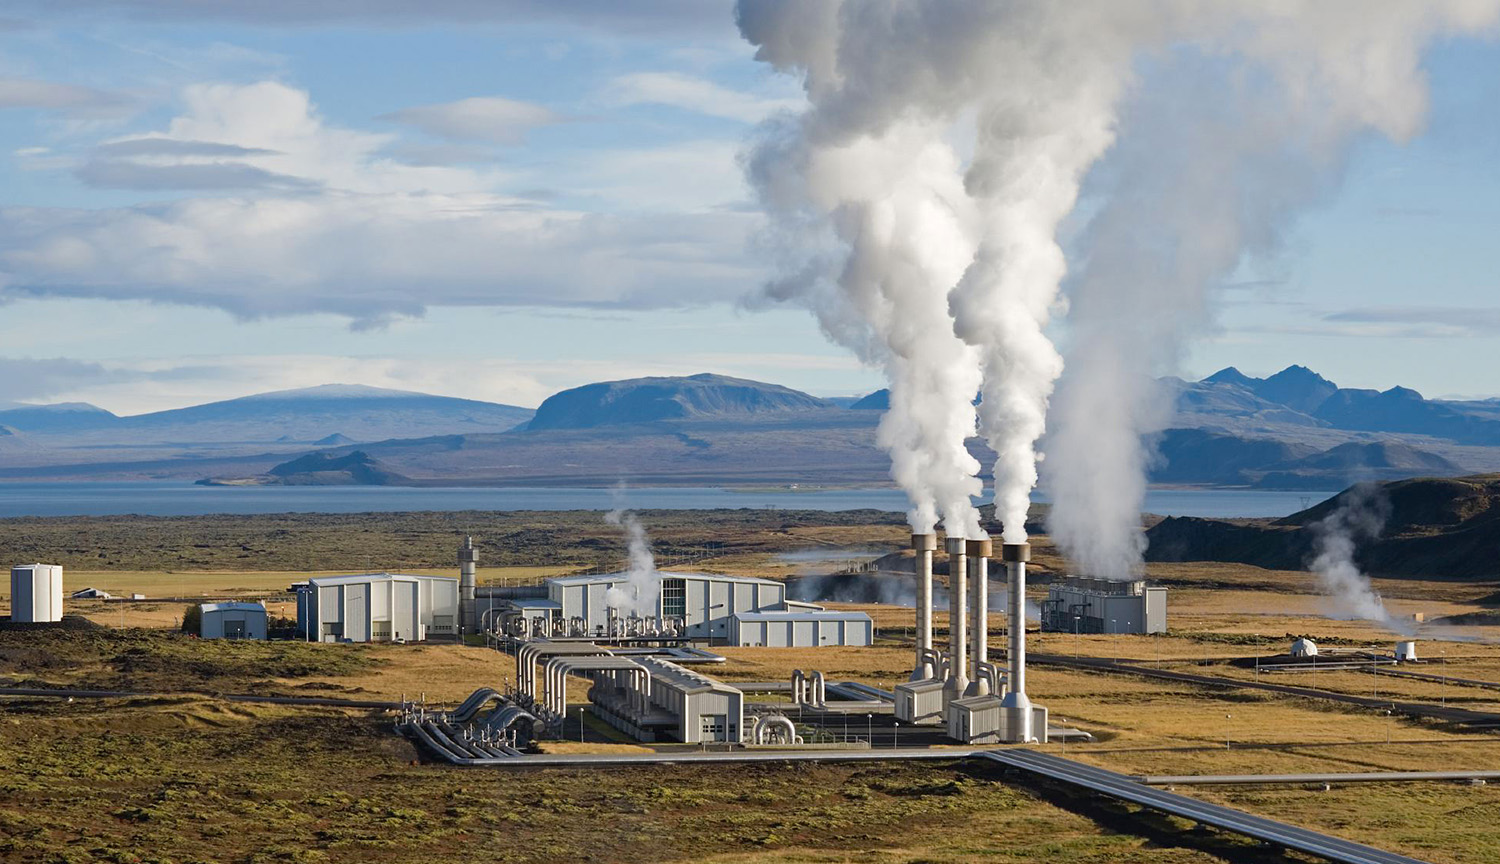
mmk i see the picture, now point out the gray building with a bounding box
[1040,576,1167,635]
[502,571,872,647]
[588,655,745,744]
[296,572,459,642]
[730,609,873,647]
[200,601,268,640]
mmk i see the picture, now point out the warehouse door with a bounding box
[699,714,727,742]
[225,619,245,639]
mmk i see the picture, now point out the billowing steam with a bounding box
[1308,484,1402,630]
[739,0,1498,572]
[604,501,660,618]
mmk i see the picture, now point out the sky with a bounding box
[1,2,1498,415]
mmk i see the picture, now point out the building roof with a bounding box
[732,610,873,623]
[306,572,459,587]
[200,601,267,614]
[547,571,782,589]
[509,598,562,610]
[637,656,742,696]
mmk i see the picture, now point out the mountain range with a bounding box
[3,367,1499,489]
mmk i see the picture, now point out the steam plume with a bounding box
[604,493,660,618]
[1308,484,1401,629]
[738,1,1500,561]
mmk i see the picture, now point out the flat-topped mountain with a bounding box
[525,373,833,430]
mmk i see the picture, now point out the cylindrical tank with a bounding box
[458,536,478,634]
[1395,641,1418,662]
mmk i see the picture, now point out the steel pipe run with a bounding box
[943,537,969,704]
[999,542,1034,742]
[910,533,937,680]
[966,538,992,696]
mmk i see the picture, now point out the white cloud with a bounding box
[0,80,762,326]
[381,96,560,144]
[606,71,802,123]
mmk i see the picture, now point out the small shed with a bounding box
[200,602,268,640]
[1290,637,1319,658]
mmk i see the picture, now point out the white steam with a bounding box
[604,503,660,618]
[1308,484,1400,630]
[738,1,1499,561]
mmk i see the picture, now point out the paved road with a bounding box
[1032,653,1500,728]
[982,750,1431,864]
[0,686,400,710]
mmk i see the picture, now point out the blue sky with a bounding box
[1,2,1497,414]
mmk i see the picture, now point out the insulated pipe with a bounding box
[792,669,806,704]
[943,537,969,702]
[910,533,937,680]
[966,539,992,696]
[811,671,826,707]
[999,542,1033,742]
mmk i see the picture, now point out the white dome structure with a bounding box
[1290,638,1319,658]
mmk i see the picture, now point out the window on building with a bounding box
[661,578,686,618]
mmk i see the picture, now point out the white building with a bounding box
[1040,576,1167,635]
[200,601,268,640]
[296,573,459,642]
[10,564,63,623]
[588,656,746,744]
[730,610,873,647]
[510,571,872,647]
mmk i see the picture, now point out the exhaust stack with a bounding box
[458,535,478,635]
[966,538,992,696]
[943,536,969,704]
[999,542,1033,741]
[910,533,937,680]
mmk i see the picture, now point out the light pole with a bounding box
[894,721,899,749]
[867,713,873,746]
[1225,713,1232,749]
[1442,648,1448,707]
[843,713,848,743]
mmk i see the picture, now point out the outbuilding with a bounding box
[296,572,459,642]
[730,609,874,647]
[10,564,63,623]
[200,602,268,640]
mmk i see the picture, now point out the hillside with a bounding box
[199,450,411,487]
[1145,474,1500,579]
[526,373,831,430]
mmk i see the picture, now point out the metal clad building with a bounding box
[547,571,786,640]
[637,656,745,743]
[730,610,873,647]
[296,573,459,642]
[200,601,268,639]
[10,564,63,623]
[1041,576,1167,634]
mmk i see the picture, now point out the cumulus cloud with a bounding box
[0,80,759,327]
[606,72,801,123]
[0,77,135,118]
[381,96,561,144]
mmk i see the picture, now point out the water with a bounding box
[0,481,1333,519]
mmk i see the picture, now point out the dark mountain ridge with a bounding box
[526,373,832,431]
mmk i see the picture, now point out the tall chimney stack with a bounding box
[943,536,969,704]
[458,535,478,635]
[910,533,937,680]
[966,538,992,696]
[1000,542,1033,741]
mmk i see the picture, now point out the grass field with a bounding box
[6,511,1500,861]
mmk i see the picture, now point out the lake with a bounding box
[0,482,1335,519]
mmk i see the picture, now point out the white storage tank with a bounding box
[1395,641,1418,662]
[10,564,64,623]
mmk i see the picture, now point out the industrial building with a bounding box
[584,655,745,744]
[296,572,459,642]
[10,564,63,623]
[199,601,268,640]
[1040,576,1167,634]
[497,571,871,647]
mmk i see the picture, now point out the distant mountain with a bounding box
[8,384,534,446]
[1151,429,1318,485]
[0,402,118,434]
[849,390,890,410]
[200,450,410,486]
[314,433,355,446]
[1145,474,1500,579]
[526,373,832,430]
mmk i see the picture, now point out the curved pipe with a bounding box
[811,671,826,707]
[755,715,798,745]
[791,669,806,705]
